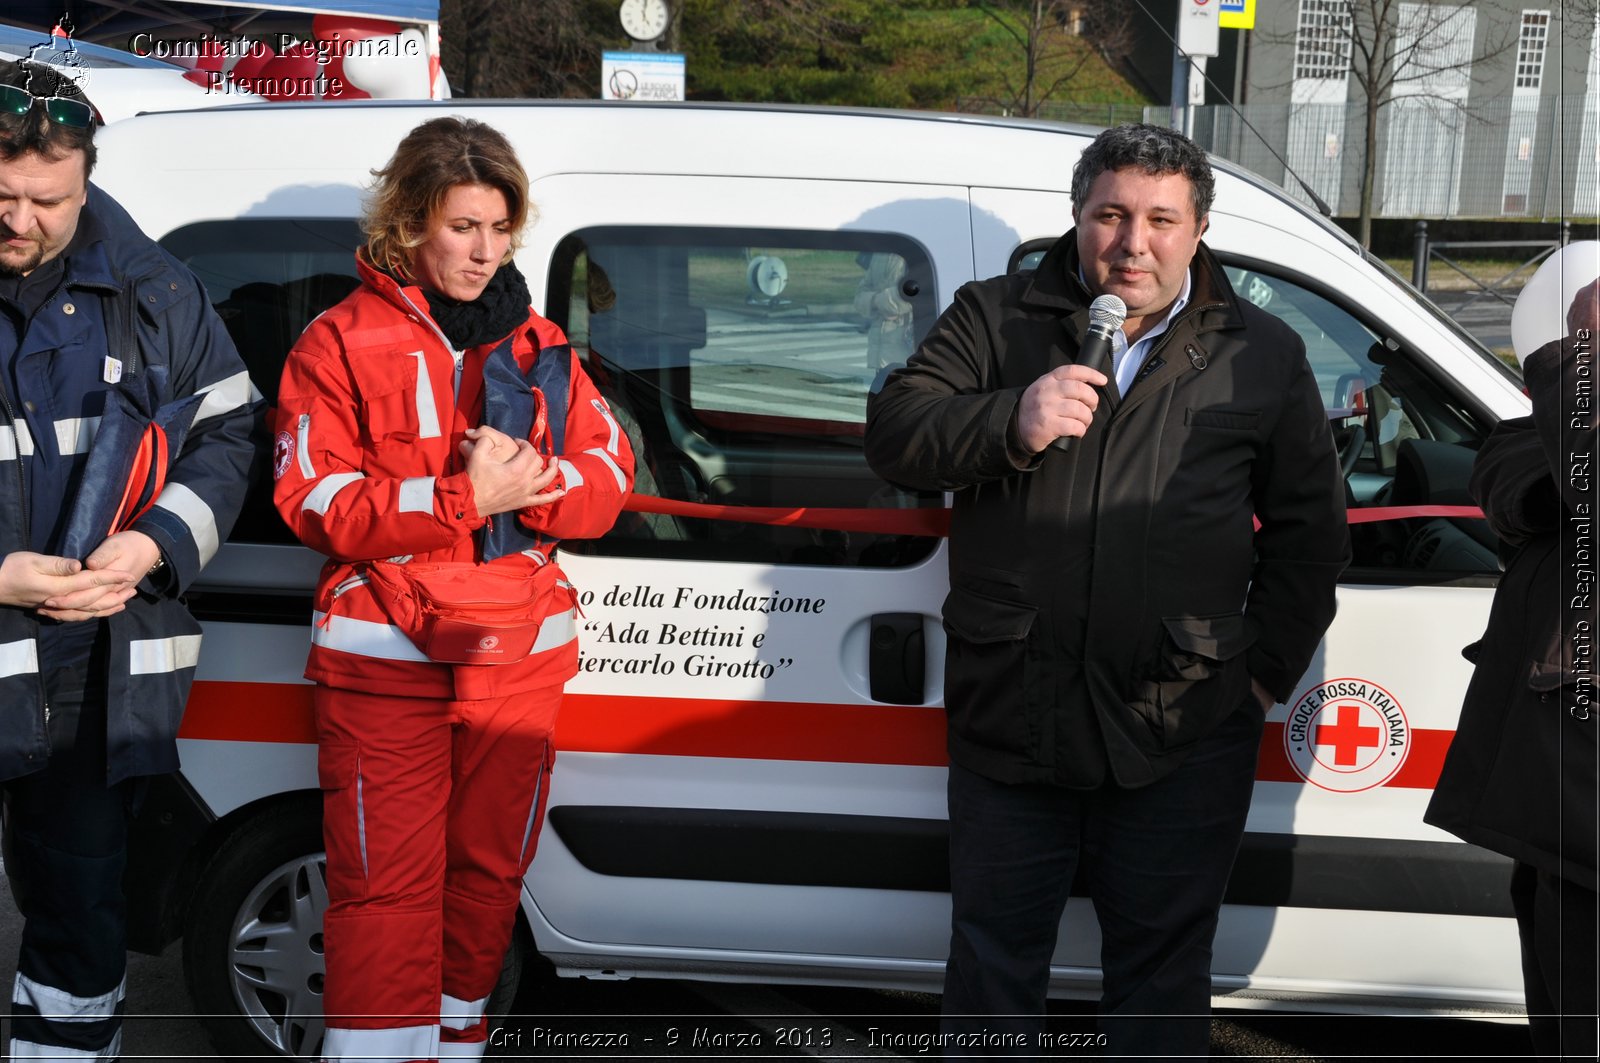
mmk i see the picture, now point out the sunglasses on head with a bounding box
[0,81,94,129]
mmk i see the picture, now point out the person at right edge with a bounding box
[864,124,1350,1057]
[1426,246,1600,1059]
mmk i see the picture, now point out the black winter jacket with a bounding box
[865,233,1349,788]
[0,186,261,785]
[1425,335,1598,890]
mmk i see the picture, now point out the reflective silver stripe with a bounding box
[398,477,435,514]
[0,422,35,461]
[518,750,545,863]
[322,1023,438,1063]
[9,1034,121,1060]
[311,612,430,663]
[438,1039,488,1059]
[0,639,39,679]
[585,447,628,492]
[440,993,488,1031]
[356,753,368,878]
[53,416,101,456]
[409,351,442,439]
[591,397,621,454]
[557,458,583,489]
[303,471,365,516]
[191,370,260,426]
[530,608,578,655]
[296,414,315,479]
[129,635,203,676]
[152,482,220,566]
[311,608,573,663]
[13,973,126,1021]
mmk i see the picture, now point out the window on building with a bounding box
[1515,10,1551,92]
[1294,0,1354,81]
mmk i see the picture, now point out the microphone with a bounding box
[1048,294,1127,453]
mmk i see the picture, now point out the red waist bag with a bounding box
[362,558,562,665]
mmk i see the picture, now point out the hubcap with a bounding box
[227,851,328,1058]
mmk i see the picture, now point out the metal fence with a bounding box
[1173,96,1600,222]
[951,94,1598,222]
[954,97,1148,128]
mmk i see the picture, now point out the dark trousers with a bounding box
[941,704,1263,1059]
[2,644,135,1061]
[1511,861,1599,1059]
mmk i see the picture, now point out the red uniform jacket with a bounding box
[273,254,633,700]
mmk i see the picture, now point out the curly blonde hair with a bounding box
[364,116,532,281]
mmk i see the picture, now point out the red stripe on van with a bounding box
[555,693,950,765]
[179,682,1455,790]
[1257,722,1455,789]
[181,681,317,743]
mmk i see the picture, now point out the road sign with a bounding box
[1177,0,1220,57]
[601,50,685,102]
[1220,0,1257,31]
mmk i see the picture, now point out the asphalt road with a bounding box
[0,874,1540,1062]
[1431,289,1515,353]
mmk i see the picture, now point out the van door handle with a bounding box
[869,612,926,705]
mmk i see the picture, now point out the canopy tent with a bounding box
[6,1,445,100]
[4,2,438,45]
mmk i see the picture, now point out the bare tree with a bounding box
[1286,0,1514,247]
[441,0,609,99]
[973,0,1131,117]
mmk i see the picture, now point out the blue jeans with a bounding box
[941,702,1264,1059]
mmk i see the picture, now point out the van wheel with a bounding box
[183,799,530,1060]
[183,802,328,1060]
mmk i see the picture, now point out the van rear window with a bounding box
[162,219,364,545]
[548,227,943,568]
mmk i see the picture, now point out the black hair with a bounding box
[0,58,97,176]
[1070,123,1213,222]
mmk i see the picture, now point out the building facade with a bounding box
[1109,1,1598,222]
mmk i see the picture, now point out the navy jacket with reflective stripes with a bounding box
[0,184,262,785]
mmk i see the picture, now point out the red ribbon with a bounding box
[622,495,1484,537]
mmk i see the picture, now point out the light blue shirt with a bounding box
[1079,268,1193,397]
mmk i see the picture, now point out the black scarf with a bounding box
[419,260,532,350]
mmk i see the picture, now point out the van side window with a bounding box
[1220,263,1498,579]
[161,219,365,545]
[548,227,944,567]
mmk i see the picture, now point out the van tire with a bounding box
[182,800,328,1060]
[183,798,530,1060]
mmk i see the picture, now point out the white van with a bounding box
[90,100,1529,1059]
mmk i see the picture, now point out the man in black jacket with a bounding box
[865,124,1348,1056]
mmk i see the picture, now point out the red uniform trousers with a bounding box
[314,684,558,1063]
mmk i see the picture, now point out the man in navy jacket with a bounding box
[0,58,259,1058]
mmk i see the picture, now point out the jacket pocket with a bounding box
[942,584,1041,760]
[346,347,424,447]
[317,740,370,894]
[1185,408,1261,432]
[1126,612,1256,750]
[317,739,358,790]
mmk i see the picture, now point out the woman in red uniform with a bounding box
[273,117,632,1062]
